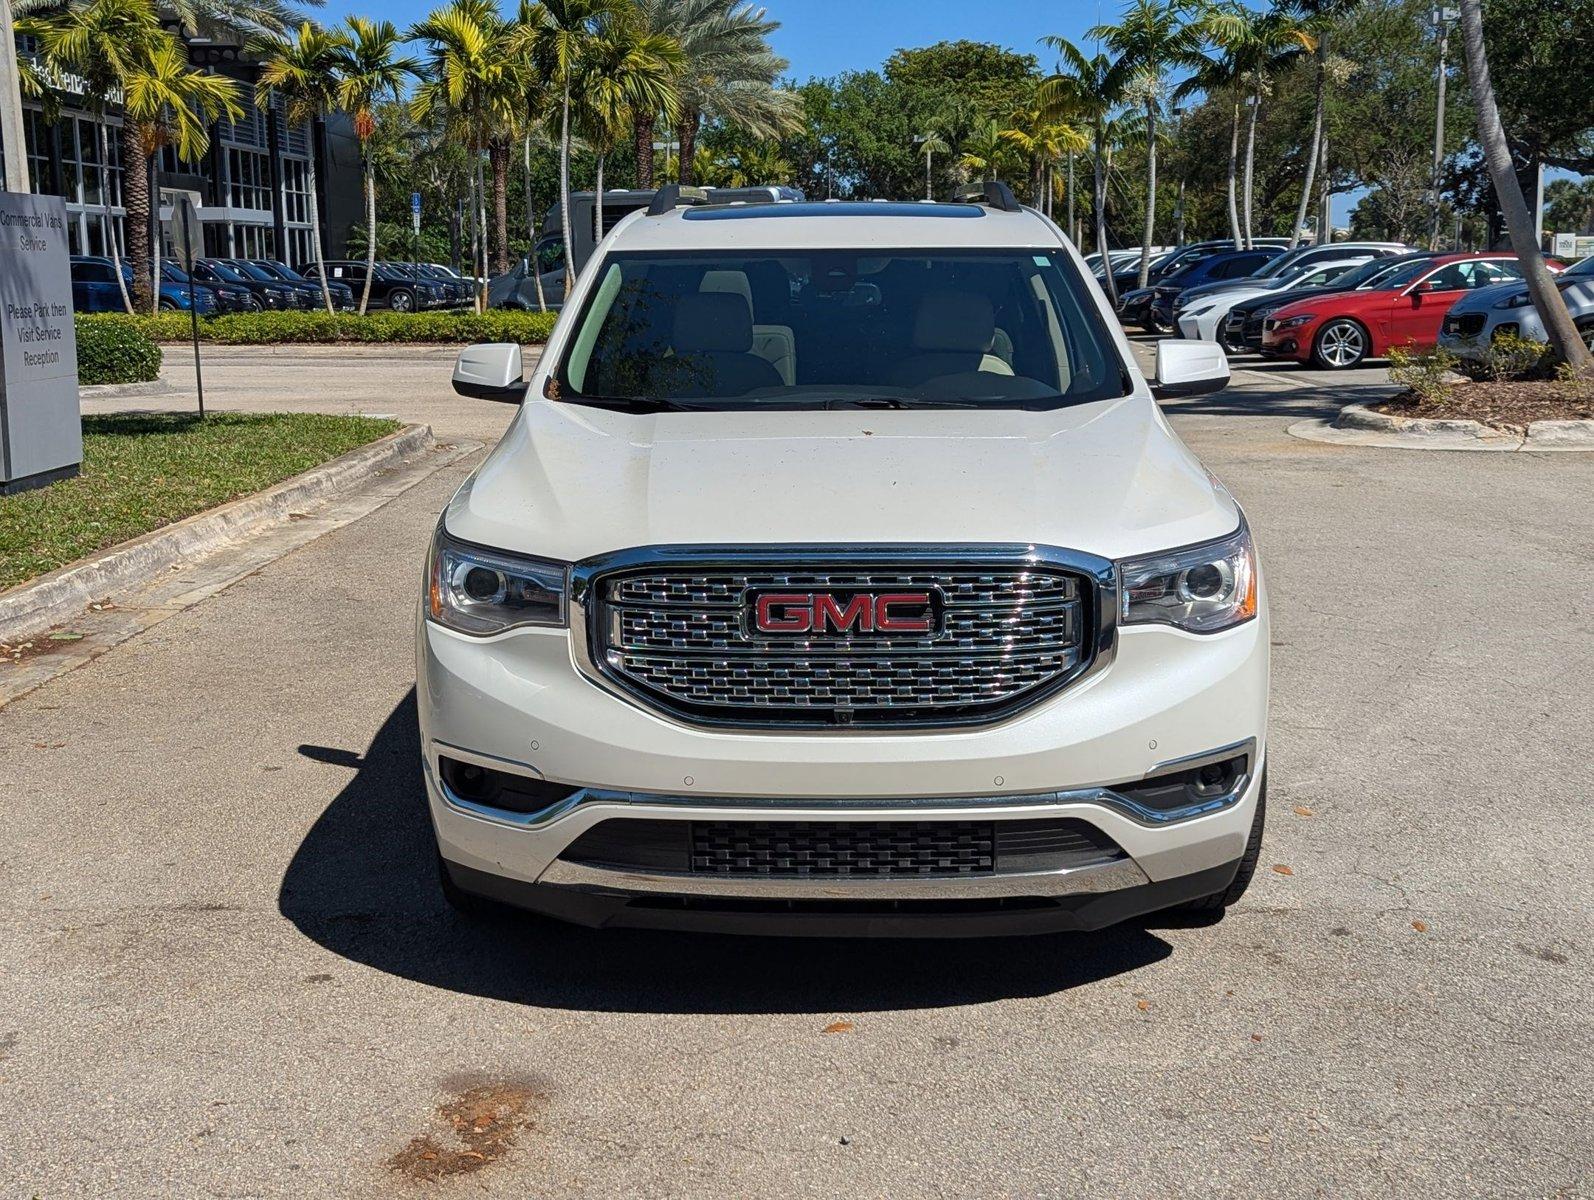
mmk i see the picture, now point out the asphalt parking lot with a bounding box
[3,343,1590,1197]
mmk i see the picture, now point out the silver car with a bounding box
[1437,256,1594,363]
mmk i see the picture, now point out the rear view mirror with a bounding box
[1152,340,1230,400]
[453,342,527,403]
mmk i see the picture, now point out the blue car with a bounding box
[70,255,219,315]
[1149,246,1287,330]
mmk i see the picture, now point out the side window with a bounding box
[1426,263,1471,291]
[1216,255,1264,279]
[1471,262,1515,286]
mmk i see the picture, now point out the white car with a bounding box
[420,183,1270,937]
[1177,256,1391,346]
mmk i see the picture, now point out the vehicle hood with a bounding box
[1180,277,1278,303]
[445,396,1239,564]
[1182,284,1270,311]
[1237,282,1355,315]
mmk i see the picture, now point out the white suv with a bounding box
[419,184,1269,936]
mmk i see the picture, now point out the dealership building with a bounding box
[3,26,362,267]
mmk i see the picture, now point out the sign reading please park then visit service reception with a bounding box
[0,191,81,494]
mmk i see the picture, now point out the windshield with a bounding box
[1368,258,1441,290]
[202,261,251,284]
[555,249,1130,412]
[232,262,278,282]
[1564,256,1594,278]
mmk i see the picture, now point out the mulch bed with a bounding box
[1374,379,1594,430]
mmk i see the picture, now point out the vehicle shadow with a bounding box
[278,690,1177,1015]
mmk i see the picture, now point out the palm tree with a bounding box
[256,22,349,315]
[1203,3,1314,248]
[1456,0,1590,373]
[912,128,949,200]
[1001,108,1088,218]
[628,0,795,189]
[522,0,628,294]
[412,0,527,304]
[573,13,680,241]
[1285,0,1358,248]
[120,36,242,312]
[333,19,417,313]
[958,118,1011,183]
[27,0,167,313]
[1040,37,1131,306]
[1089,0,1205,289]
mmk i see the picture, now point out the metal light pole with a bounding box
[1427,6,1458,250]
[0,0,32,193]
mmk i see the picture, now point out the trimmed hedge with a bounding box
[116,308,557,346]
[74,315,163,385]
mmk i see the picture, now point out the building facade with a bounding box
[5,29,361,268]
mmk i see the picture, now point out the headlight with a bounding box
[1272,313,1315,329]
[1182,302,1212,317]
[1118,521,1257,634]
[427,528,568,635]
[1492,293,1532,309]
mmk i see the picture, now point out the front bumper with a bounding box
[418,585,1269,935]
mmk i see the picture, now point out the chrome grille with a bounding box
[587,557,1095,728]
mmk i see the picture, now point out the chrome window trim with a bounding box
[567,543,1118,734]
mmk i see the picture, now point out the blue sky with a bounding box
[310,0,1378,224]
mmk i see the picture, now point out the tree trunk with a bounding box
[634,111,655,188]
[677,108,700,186]
[99,116,133,313]
[525,132,547,312]
[359,157,376,315]
[1317,132,1330,244]
[1458,0,1590,373]
[475,149,489,311]
[1095,126,1117,309]
[1226,98,1242,249]
[489,139,510,277]
[559,80,575,296]
[924,149,932,201]
[1066,151,1075,245]
[306,150,335,315]
[1291,41,1327,249]
[122,120,153,312]
[1242,88,1261,248]
[1138,97,1156,290]
[594,153,606,241]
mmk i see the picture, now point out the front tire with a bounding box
[437,852,513,921]
[1311,318,1369,369]
[389,289,415,313]
[1577,318,1594,354]
[1179,770,1266,913]
[247,295,264,312]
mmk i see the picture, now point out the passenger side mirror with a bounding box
[453,342,527,403]
[1151,340,1230,400]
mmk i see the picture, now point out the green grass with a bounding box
[0,413,402,591]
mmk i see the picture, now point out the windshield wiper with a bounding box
[821,396,982,410]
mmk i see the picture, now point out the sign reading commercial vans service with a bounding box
[0,191,81,494]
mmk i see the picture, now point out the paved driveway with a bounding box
[3,344,1590,1197]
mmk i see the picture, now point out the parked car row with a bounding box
[1105,238,1585,371]
[67,254,480,315]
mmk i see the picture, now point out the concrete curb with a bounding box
[1286,403,1594,452]
[0,423,435,644]
[80,378,174,400]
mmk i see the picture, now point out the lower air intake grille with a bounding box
[691,820,994,877]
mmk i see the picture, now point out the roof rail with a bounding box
[948,181,1022,213]
[646,184,713,216]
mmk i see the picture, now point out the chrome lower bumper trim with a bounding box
[535,855,1152,901]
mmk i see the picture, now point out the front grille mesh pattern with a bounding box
[592,564,1090,727]
[692,821,994,877]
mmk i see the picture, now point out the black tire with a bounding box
[1140,309,1166,335]
[389,289,415,313]
[158,299,178,311]
[247,295,264,312]
[1310,318,1369,369]
[1179,769,1266,913]
[1577,318,1594,355]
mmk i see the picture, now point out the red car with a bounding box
[1260,252,1554,369]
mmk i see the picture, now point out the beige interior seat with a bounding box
[699,270,796,386]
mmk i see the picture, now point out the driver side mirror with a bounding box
[1151,340,1230,400]
[453,342,527,403]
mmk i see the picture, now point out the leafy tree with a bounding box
[256,21,349,314]
[912,128,948,200]
[884,40,1038,122]
[1544,178,1594,236]
[1089,0,1206,285]
[333,18,417,313]
[1457,0,1589,373]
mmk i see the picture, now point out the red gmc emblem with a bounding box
[747,589,942,636]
